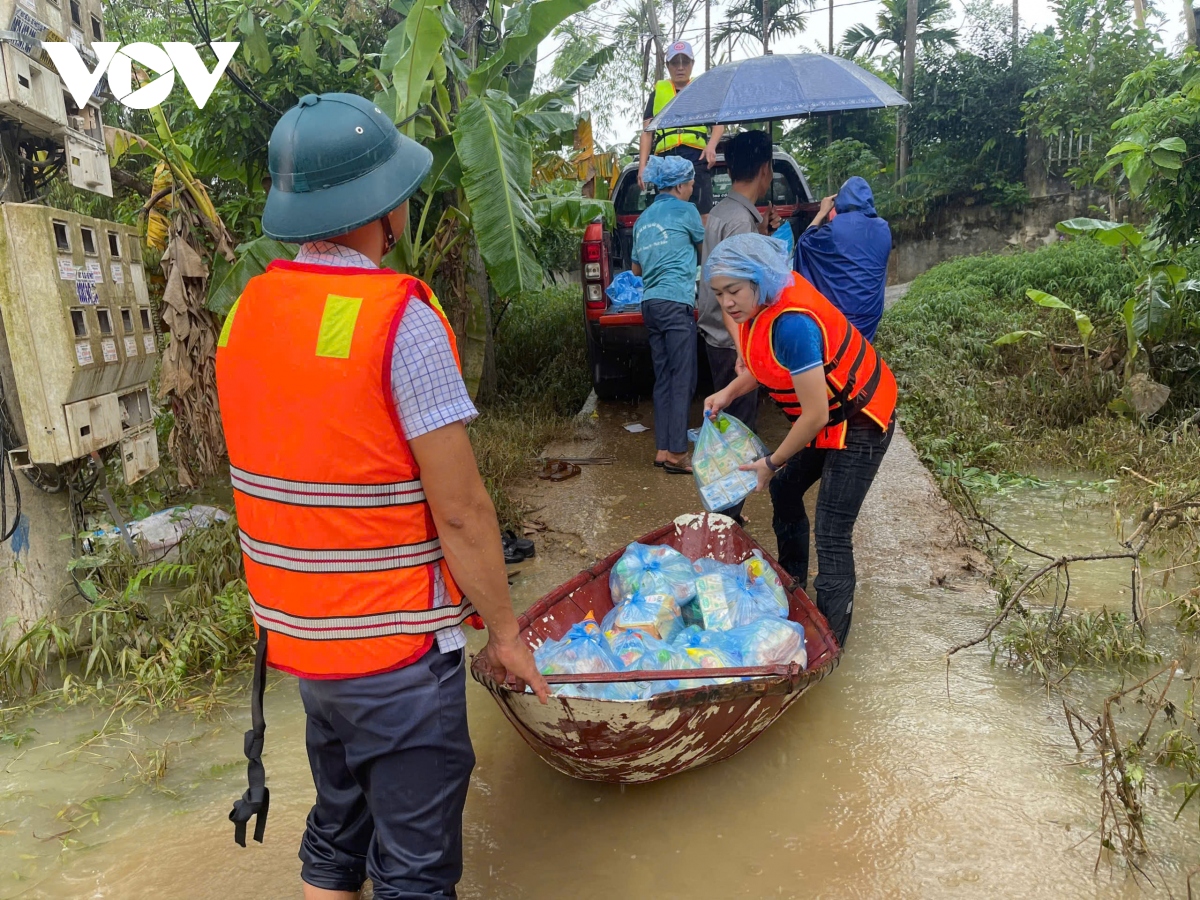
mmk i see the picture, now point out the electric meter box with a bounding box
[0,203,159,480]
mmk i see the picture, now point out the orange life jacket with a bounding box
[740,274,897,450]
[215,260,477,680]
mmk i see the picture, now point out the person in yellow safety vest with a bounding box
[639,40,725,215]
[216,92,549,899]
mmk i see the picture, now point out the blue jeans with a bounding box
[769,414,895,647]
[297,648,474,899]
[643,299,697,454]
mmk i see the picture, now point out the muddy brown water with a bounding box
[3,400,1199,898]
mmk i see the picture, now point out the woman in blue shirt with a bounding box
[632,155,706,473]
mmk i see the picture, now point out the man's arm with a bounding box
[638,120,653,190]
[702,124,725,167]
[409,423,549,701]
[808,195,836,230]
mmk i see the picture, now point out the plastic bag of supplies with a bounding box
[692,412,769,512]
[534,613,649,701]
[610,542,698,607]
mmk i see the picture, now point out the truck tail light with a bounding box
[582,241,602,263]
[586,284,604,306]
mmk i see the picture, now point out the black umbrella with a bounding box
[649,53,907,130]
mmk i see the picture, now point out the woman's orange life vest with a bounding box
[215,260,478,680]
[739,274,897,450]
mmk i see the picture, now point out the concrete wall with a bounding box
[887,189,1114,285]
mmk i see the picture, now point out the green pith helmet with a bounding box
[262,92,432,243]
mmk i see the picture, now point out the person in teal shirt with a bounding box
[632,155,705,473]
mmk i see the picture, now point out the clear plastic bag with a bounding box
[534,613,648,701]
[605,270,644,311]
[610,542,698,607]
[692,554,788,628]
[727,618,807,669]
[692,412,769,512]
[743,551,789,615]
[610,591,684,643]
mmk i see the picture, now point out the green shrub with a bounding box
[492,284,590,416]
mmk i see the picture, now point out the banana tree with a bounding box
[106,108,237,486]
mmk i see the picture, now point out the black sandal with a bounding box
[663,463,693,475]
[504,529,535,559]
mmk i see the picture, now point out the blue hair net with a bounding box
[702,233,794,303]
[643,154,695,188]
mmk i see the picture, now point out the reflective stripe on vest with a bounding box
[229,464,427,507]
[216,262,473,679]
[250,593,477,641]
[652,80,708,154]
[740,274,898,450]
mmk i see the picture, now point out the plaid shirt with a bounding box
[293,241,475,653]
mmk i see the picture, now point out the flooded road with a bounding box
[4,400,1199,898]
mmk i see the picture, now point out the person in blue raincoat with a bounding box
[794,176,891,341]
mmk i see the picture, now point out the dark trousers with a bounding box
[659,147,713,214]
[769,415,895,647]
[705,341,759,518]
[643,299,697,454]
[298,648,474,899]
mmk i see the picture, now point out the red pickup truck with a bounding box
[580,149,818,400]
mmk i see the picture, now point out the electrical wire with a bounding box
[0,374,22,544]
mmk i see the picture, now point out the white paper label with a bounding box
[143,333,156,354]
[58,257,75,280]
[101,338,118,362]
[75,342,93,366]
[69,27,83,49]
[110,263,124,284]
[86,261,103,283]
[17,0,37,12]
[124,336,138,357]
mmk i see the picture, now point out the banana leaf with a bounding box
[533,196,614,229]
[207,236,298,316]
[467,0,594,95]
[387,0,448,130]
[453,92,542,298]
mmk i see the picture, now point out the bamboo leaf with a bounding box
[453,93,541,297]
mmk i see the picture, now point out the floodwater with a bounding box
[3,400,1200,898]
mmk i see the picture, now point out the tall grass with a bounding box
[877,240,1200,494]
[474,285,591,527]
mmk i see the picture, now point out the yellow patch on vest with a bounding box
[217,298,240,348]
[426,292,446,317]
[316,295,363,359]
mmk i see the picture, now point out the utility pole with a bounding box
[763,0,770,53]
[898,0,918,181]
[1186,0,1198,49]
[827,0,834,185]
[1132,0,1144,28]
[706,0,711,68]
[1012,0,1018,53]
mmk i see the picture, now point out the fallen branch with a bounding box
[946,551,1137,659]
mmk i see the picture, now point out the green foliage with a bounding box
[492,285,590,416]
[804,139,885,195]
[995,608,1161,676]
[1104,51,1200,247]
[714,0,811,57]
[0,517,250,708]
[454,93,542,297]
[1022,0,1160,187]
[840,0,959,63]
[880,238,1200,481]
[470,284,589,527]
[207,236,297,315]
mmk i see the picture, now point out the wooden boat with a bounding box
[470,512,842,783]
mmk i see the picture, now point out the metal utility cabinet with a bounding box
[0,205,158,484]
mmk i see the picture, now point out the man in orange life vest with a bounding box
[216,92,549,899]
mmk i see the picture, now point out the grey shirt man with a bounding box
[697,190,763,350]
